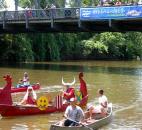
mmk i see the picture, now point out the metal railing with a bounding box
[0,8,80,22]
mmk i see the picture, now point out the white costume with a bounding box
[89,95,108,113]
[21,86,37,103]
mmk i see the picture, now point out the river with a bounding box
[0,61,142,130]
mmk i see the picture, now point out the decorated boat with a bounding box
[0,95,88,117]
[0,84,40,93]
[50,103,112,130]
[0,78,40,93]
[0,74,88,117]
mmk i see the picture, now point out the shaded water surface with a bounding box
[0,61,142,130]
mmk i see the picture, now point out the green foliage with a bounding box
[0,34,33,62]
[1,31,142,62]
[82,38,108,57]
[99,32,126,58]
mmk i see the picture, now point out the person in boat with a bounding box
[63,97,84,126]
[79,72,88,98]
[19,86,37,105]
[16,79,23,88]
[88,89,108,119]
[61,77,76,103]
[22,72,30,86]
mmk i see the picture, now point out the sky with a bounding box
[5,0,15,8]
[4,0,23,10]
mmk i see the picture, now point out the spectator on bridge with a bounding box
[129,0,138,5]
[45,4,50,9]
[99,0,106,6]
[45,4,50,17]
[138,0,142,4]
[99,0,113,6]
[115,0,122,6]
[51,3,56,18]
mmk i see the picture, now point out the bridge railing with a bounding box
[0,8,80,22]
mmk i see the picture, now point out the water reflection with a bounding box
[1,61,142,76]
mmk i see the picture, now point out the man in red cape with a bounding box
[79,72,88,98]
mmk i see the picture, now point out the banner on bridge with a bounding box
[80,5,142,20]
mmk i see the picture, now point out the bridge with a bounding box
[0,5,142,33]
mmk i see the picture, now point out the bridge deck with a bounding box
[0,6,142,33]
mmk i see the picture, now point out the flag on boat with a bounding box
[54,95,63,109]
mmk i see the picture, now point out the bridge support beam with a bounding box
[78,20,90,31]
[25,11,29,29]
[3,11,6,29]
[108,19,119,31]
[51,20,62,31]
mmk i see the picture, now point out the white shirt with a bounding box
[98,95,108,108]
[23,76,30,86]
[65,105,84,122]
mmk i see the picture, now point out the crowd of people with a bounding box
[95,0,142,6]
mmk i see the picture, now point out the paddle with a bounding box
[65,117,95,130]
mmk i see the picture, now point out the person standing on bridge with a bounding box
[115,0,122,6]
[51,3,56,18]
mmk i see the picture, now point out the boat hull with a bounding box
[50,103,112,130]
[0,104,66,117]
[0,95,88,117]
[0,84,40,93]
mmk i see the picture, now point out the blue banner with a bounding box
[80,5,142,20]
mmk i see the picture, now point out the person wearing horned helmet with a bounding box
[61,77,76,102]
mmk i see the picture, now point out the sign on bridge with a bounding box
[80,5,142,20]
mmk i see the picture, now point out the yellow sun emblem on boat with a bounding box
[37,96,48,110]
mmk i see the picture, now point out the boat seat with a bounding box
[84,112,102,119]
[83,119,96,125]
[92,113,103,120]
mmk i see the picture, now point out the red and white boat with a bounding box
[0,80,40,93]
[0,84,40,93]
[0,95,88,117]
[0,74,88,117]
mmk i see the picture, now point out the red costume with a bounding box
[79,72,88,98]
[21,86,37,105]
[63,87,75,100]
[0,75,12,105]
[26,95,36,105]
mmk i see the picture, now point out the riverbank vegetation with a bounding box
[1,32,142,62]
